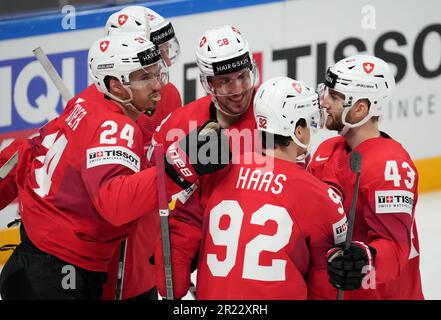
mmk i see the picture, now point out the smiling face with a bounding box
[208,68,254,115]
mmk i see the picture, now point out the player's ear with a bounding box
[109,77,130,99]
[295,124,303,138]
[353,99,370,119]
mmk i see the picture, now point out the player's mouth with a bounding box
[228,93,244,102]
[150,92,161,102]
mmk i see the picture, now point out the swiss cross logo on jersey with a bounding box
[258,117,267,129]
[199,36,207,47]
[292,82,302,94]
[118,14,128,26]
[363,62,375,74]
[100,41,110,52]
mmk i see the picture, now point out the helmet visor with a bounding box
[202,63,258,97]
[128,60,169,90]
[158,36,180,67]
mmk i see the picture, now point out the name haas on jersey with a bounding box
[235,167,286,194]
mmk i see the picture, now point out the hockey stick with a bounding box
[337,151,362,300]
[0,151,18,180]
[115,238,128,300]
[33,47,73,102]
[32,47,134,300]
[154,143,175,300]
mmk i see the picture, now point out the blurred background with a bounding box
[0,0,440,299]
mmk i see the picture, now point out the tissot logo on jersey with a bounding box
[87,146,140,172]
[375,190,415,215]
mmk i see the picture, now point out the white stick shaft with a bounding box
[0,151,18,179]
[33,47,73,102]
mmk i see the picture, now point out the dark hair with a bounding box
[260,118,307,149]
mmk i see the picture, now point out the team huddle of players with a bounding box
[0,5,423,300]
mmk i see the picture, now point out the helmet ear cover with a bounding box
[324,68,338,89]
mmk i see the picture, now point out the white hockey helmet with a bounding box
[88,34,168,106]
[319,55,395,132]
[106,6,180,66]
[143,7,180,66]
[105,7,151,38]
[254,76,320,151]
[196,25,258,98]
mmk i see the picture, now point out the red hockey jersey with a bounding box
[17,93,176,272]
[156,153,346,299]
[101,82,182,299]
[1,139,25,210]
[79,83,181,147]
[308,133,424,299]
[107,95,246,299]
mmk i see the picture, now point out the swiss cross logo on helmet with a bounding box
[258,117,267,129]
[100,41,110,52]
[118,14,128,26]
[363,62,375,74]
[147,13,156,21]
[199,36,207,47]
[292,82,302,94]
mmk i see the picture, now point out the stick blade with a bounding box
[350,151,362,173]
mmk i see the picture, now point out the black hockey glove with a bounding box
[164,120,231,189]
[327,241,377,291]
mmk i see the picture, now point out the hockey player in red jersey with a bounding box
[308,55,424,299]
[153,25,260,298]
[0,6,182,300]
[100,6,183,300]
[83,5,182,147]
[189,77,356,299]
[0,6,181,213]
[0,34,225,300]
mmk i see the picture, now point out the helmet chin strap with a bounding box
[291,133,309,162]
[338,105,374,136]
[106,86,143,114]
[212,90,252,118]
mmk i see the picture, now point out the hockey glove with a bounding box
[164,120,231,189]
[327,241,376,291]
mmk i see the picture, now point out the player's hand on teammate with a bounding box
[326,241,377,290]
[165,120,231,188]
